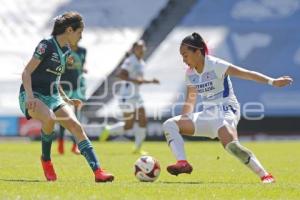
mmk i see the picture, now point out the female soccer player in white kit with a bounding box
[100,40,159,154]
[163,32,293,183]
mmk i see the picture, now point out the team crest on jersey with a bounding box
[189,74,200,84]
[202,71,217,82]
[36,43,47,55]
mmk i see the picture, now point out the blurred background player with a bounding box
[58,42,88,155]
[18,11,114,182]
[163,32,293,183]
[100,40,159,155]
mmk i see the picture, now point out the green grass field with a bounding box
[0,140,300,200]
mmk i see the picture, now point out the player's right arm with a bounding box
[117,69,159,84]
[22,39,49,111]
[181,86,197,115]
[22,57,41,112]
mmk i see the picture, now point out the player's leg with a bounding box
[162,115,194,175]
[133,107,147,155]
[55,105,114,182]
[68,89,80,154]
[70,107,80,154]
[218,125,275,183]
[57,124,65,154]
[99,98,133,141]
[27,99,57,181]
[123,111,135,138]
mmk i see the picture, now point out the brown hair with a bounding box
[51,11,84,36]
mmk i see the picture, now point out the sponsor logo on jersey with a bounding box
[36,43,47,55]
[195,81,216,93]
[189,74,200,84]
[50,53,60,63]
[202,71,217,82]
[46,65,64,76]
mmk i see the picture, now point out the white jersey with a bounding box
[119,54,145,98]
[185,55,238,109]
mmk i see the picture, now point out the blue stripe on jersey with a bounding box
[223,76,229,98]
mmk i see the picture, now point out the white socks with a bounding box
[163,119,186,161]
[107,122,146,149]
[247,155,268,177]
[225,140,268,177]
[107,122,125,136]
[134,127,146,149]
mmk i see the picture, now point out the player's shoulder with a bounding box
[124,54,136,64]
[78,46,87,53]
[206,55,231,68]
[206,55,222,64]
[36,37,55,50]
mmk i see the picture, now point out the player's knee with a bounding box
[124,123,134,130]
[163,118,179,135]
[225,140,252,164]
[42,115,55,129]
[163,118,179,132]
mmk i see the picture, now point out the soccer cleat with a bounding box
[99,127,110,142]
[71,143,80,155]
[261,173,275,184]
[41,157,57,181]
[57,139,64,155]
[94,168,114,182]
[167,160,193,176]
[132,147,148,155]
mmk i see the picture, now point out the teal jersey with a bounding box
[61,47,87,90]
[20,37,70,95]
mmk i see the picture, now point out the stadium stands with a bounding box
[0,0,168,116]
[141,0,300,117]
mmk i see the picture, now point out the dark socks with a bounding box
[78,140,100,171]
[41,131,53,161]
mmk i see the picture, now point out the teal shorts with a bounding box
[19,91,66,119]
[64,87,86,101]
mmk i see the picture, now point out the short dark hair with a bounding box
[51,11,84,36]
[181,32,208,56]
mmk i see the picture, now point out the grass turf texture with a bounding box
[0,141,299,200]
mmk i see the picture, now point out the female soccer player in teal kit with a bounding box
[19,11,114,182]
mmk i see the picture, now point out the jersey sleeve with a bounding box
[214,58,231,78]
[120,56,133,72]
[185,68,198,86]
[33,40,50,61]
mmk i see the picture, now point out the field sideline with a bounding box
[0,140,299,200]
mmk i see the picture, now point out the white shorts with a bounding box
[118,95,144,113]
[174,103,240,139]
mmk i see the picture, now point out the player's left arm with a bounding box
[226,65,293,87]
[58,85,82,108]
[82,48,88,73]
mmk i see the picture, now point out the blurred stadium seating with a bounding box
[0,0,167,136]
[0,0,299,137]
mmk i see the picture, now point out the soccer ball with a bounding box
[134,156,161,182]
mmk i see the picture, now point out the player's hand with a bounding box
[26,97,39,112]
[67,56,74,66]
[272,76,293,87]
[68,99,83,108]
[152,78,160,84]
